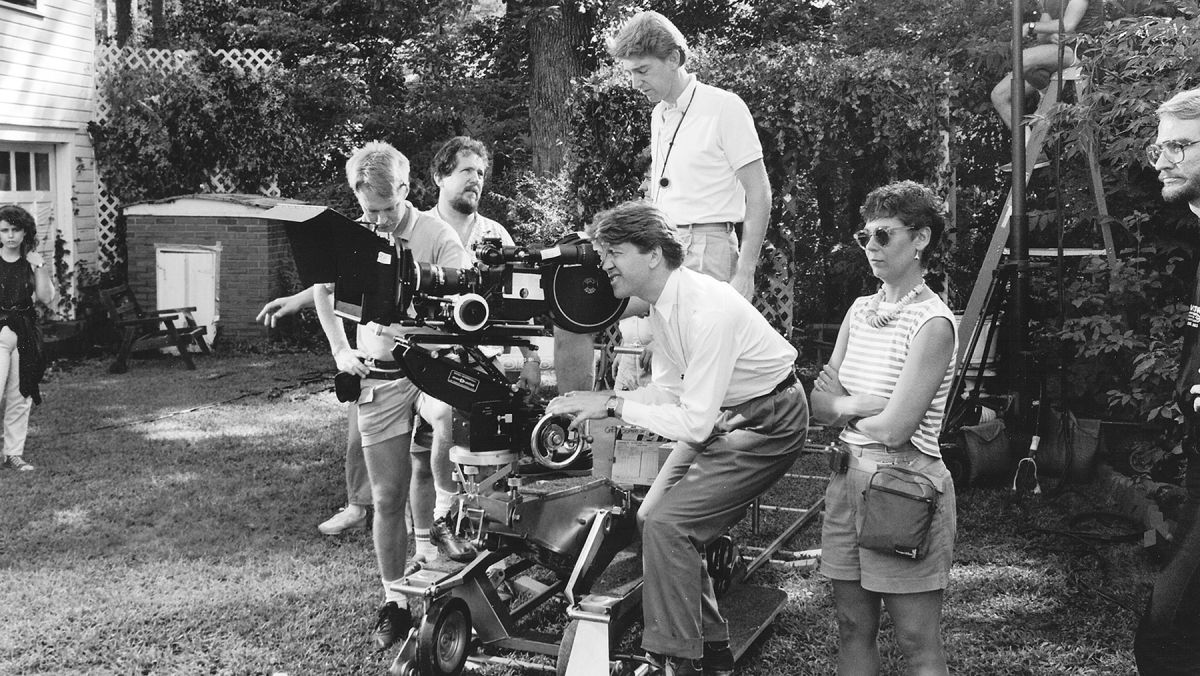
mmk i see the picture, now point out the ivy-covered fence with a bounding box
[91,46,284,274]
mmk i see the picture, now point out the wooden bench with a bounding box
[99,284,210,374]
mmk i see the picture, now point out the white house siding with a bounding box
[0,0,98,300]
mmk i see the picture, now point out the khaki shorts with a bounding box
[356,378,420,447]
[820,442,957,594]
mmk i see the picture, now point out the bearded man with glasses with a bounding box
[1135,87,1200,675]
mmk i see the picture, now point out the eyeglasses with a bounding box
[1146,139,1200,165]
[853,225,915,249]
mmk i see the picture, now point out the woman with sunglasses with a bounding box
[811,181,957,675]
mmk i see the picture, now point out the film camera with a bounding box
[266,203,626,337]
[267,203,625,461]
[400,236,624,335]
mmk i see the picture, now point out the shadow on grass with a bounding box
[2,352,351,566]
[0,352,1157,674]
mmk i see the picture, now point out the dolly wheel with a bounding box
[390,659,418,676]
[417,597,472,676]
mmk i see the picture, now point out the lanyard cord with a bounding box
[654,87,699,198]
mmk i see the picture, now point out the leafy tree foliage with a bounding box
[93,0,1200,438]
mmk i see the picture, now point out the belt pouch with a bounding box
[334,372,361,403]
[859,465,939,560]
[828,447,851,474]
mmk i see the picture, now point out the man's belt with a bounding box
[363,357,405,380]
[722,370,799,411]
[366,369,406,381]
[676,221,738,232]
[768,370,799,397]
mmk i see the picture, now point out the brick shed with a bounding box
[122,194,303,346]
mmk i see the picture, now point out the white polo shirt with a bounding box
[649,76,764,225]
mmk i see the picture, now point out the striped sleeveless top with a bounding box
[837,294,958,457]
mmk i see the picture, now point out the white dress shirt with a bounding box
[618,267,797,443]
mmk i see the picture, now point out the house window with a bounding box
[0,144,56,233]
[0,149,51,192]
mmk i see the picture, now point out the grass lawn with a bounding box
[0,349,1152,675]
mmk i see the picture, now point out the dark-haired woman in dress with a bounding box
[0,204,53,472]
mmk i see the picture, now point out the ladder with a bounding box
[954,65,1117,370]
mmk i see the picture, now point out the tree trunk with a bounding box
[521,1,597,176]
[115,0,133,45]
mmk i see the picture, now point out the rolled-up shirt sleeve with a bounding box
[618,308,737,444]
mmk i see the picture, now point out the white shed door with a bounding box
[156,248,217,347]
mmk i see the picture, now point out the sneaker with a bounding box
[317,505,368,536]
[703,641,735,676]
[372,601,412,651]
[430,515,476,563]
[3,456,34,471]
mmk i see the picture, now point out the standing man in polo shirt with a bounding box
[546,202,806,676]
[312,141,471,651]
[553,9,773,392]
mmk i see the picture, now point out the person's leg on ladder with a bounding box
[990,43,1079,128]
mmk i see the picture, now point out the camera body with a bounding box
[399,233,625,336]
[274,204,624,464]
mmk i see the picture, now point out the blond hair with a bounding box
[345,141,409,199]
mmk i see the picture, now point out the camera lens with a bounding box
[412,262,471,295]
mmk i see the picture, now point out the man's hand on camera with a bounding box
[519,360,542,396]
[546,390,611,430]
[334,347,370,377]
[637,343,654,374]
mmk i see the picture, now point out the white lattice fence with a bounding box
[93,46,279,270]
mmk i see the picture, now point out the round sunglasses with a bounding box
[853,225,915,249]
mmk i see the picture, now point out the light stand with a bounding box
[1008,0,1035,438]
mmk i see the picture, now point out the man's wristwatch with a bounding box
[606,395,621,419]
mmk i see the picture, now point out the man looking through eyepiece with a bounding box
[545,201,806,676]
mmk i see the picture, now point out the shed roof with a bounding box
[124,194,306,218]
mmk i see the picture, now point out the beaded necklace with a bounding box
[864,282,927,329]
